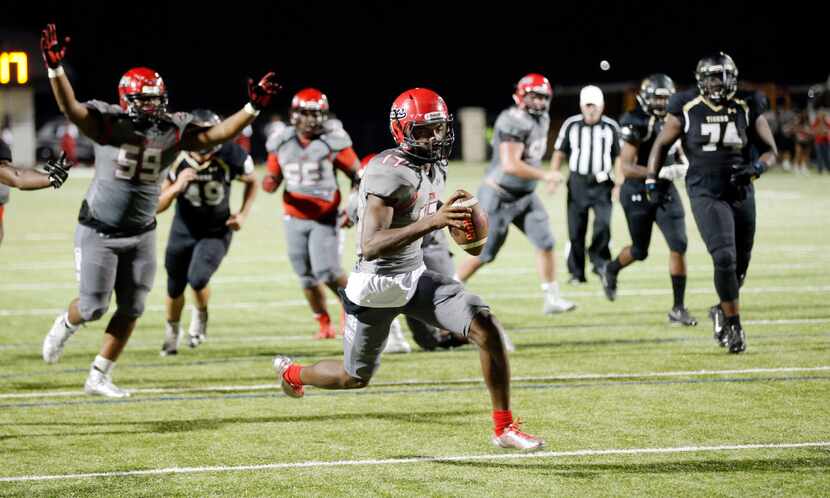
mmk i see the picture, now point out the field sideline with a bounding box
[0,163,828,496]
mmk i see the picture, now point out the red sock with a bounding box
[284,364,304,386]
[493,409,513,434]
[315,313,331,325]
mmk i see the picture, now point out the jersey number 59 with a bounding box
[115,145,163,183]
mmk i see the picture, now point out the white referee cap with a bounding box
[580,85,604,107]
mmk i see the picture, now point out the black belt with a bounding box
[78,200,157,238]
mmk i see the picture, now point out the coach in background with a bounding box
[550,85,621,284]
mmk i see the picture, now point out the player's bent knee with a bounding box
[188,274,211,292]
[630,245,649,261]
[313,270,337,287]
[80,303,109,322]
[711,246,736,271]
[298,276,318,289]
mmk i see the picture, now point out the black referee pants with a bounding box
[567,174,613,280]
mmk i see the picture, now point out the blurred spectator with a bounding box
[58,121,79,163]
[234,125,253,154]
[812,110,830,174]
[794,111,814,175]
[776,102,796,172]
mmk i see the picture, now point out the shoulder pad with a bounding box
[495,107,534,139]
[267,126,298,153]
[320,119,352,152]
[84,100,123,116]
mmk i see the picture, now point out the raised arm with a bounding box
[179,73,282,152]
[41,24,102,141]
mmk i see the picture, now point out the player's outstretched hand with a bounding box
[226,213,246,231]
[43,152,71,189]
[433,190,472,231]
[248,72,282,110]
[40,24,70,69]
[544,170,563,194]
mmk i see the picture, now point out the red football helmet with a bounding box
[291,88,329,136]
[389,88,454,162]
[513,73,552,116]
[118,67,167,118]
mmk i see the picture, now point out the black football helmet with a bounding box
[191,109,222,157]
[695,52,738,104]
[636,74,676,117]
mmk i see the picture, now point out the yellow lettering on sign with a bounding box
[0,52,29,84]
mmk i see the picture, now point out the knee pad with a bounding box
[630,245,649,261]
[79,301,109,322]
[298,275,317,289]
[187,271,212,292]
[313,269,338,287]
[711,246,737,272]
[167,276,188,299]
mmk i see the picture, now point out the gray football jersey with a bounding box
[270,119,352,202]
[354,148,446,275]
[486,106,550,194]
[83,100,194,230]
[0,184,9,205]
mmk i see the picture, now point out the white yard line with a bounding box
[1,441,827,482]
[1,366,827,400]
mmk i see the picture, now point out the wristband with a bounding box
[47,66,65,79]
[243,102,261,117]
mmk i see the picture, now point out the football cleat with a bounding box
[491,420,544,451]
[314,313,336,340]
[84,369,130,398]
[273,355,304,398]
[597,265,617,302]
[160,322,182,356]
[668,307,698,327]
[543,295,576,314]
[42,314,77,364]
[382,319,411,354]
[726,323,747,354]
[709,305,727,347]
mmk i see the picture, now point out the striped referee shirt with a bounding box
[554,115,621,177]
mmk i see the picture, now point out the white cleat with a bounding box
[42,314,77,364]
[84,369,130,398]
[160,322,183,357]
[543,296,576,315]
[383,319,412,354]
[188,308,207,348]
[491,420,545,451]
[273,355,304,398]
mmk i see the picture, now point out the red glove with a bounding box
[40,24,70,69]
[247,72,282,110]
[262,174,281,193]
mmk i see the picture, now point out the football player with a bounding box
[156,109,259,355]
[647,53,778,353]
[455,74,575,315]
[273,88,544,450]
[597,74,697,326]
[39,24,280,396]
[262,88,359,339]
[0,140,71,246]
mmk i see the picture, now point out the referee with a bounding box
[550,85,621,283]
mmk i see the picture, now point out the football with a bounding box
[449,195,489,256]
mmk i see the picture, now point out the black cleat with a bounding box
[668,306,698,327]
[726,323,747,354]
[598,266,617,301]
[709,305,727,347]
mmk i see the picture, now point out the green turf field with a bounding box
[0,164,828,496]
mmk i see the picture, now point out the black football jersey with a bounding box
[668,89,765,197]
[0,139,11,162]
[169,142,253,236]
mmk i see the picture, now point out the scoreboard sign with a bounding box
[0,52,29,85]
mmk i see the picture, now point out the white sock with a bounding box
[91,355,114,376]
[541,281,560,298]
[166,320,180,330]
[63,312,80,332]
[192,307,208,324]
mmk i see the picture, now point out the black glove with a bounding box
[40,24,70,69]
[247,72,282,110]
[645,180,666,206]
[43,153,71,189]
[730,160,767,187]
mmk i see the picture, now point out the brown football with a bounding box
[449,195,489,256]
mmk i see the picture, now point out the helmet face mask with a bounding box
[118,67,168,122]
[695,53,738,104]
[514,73,553,117]
[637,74,675,117]
[189,109,222,159]
[389,88,455,162]
[290,88,330,137]
[521,91,551,116]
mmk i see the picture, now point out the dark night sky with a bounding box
[3,1,826,156]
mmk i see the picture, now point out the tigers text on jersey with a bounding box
[668,89,765,197]
[80,100,194,230]
[266,120,357,220]
[354,149,447,275]
[168,142,253,236]
[486,107,550,195]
